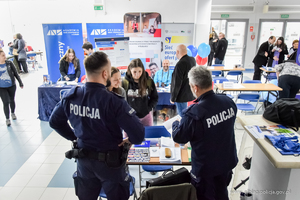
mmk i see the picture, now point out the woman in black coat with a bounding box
[59,48,81,82]
[268,37,288,67]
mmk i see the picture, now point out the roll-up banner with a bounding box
[42,24,84,82]
[297,36,300,66]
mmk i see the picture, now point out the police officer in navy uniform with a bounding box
[172,66,238,200]
[49,52,145,200]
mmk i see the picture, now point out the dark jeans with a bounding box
[191,170,232,200]
[77,158,130,200]
[278,75,300,99]
[208,52,214,66]
[19,60,28,73]
[0,85,16,119]
[253,64,262,80]
[215,58,223,65]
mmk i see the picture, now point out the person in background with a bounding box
[208,33,216,66]
[287,40,298,61]
[16,33,28,73]
[107,67,126,100]
[211,27,218,39]
[0,50,24,126]
[8,42,13,55]
[143,25,148,33]
[268,37,288,67]
[25,42,33,52]
[252,36,276,80]
[154,59,173,87]
[49,51,144,200]
[59,48,81,82]
[170,44,196,117]
[122,58,158,126]
[275,60,300,99]
[214,32,228,65]
[149,25,156,34]
[82,42,94,56]
[172,66,238,200]
[132,19,138,33]
[149,62,159,79]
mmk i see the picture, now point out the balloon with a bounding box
[187,48,192,57]
[187,45,197,57]
[197,43,211,58]
[196,55,208,65]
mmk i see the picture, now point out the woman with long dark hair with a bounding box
[59,48,81,82]
[268,37,288,67]
[0,50,23,126]
[107,67,126,99]
[122,58,158,126]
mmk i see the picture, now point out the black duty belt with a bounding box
[65,148,106,161]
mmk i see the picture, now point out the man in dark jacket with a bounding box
[170,44,196,117]
[214,32,228,64]
[252,36,276,80]
[172,66,238,200]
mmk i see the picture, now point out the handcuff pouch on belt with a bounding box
[65,141,130,169]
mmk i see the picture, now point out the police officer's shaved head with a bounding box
[84,51,110,75]
[188,66,212,90]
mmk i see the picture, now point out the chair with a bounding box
[226,71,243,83]
[139,126,173,194]
[139,183,197,200]
[26,53,38,71]
[213,77,228,84]
[60,89,70,99]
[242,80,265,113]
[243,80,261,84]
[235,93,260,113]
[99,175,137,200]
[212,64,224,66]
[211,64,224,77]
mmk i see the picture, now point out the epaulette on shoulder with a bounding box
[62,85,81,100]
[183,104,200,120]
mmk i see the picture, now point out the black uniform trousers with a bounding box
[191,170,232,200]
[77,157,130,200]
[278,75,300,99]
[253,64,262,80]
[0,85,16,119]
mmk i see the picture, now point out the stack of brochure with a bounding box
[159,147,182,164]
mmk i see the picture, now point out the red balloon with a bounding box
[196,55,208,65]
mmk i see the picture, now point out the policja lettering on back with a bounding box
[70,103,100,119]
[206,107,235,128]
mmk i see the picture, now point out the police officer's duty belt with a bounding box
[65,148,106,161]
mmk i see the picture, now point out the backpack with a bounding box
[263,98,300,131]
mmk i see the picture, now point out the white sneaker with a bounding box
[6,119,11,126]
[11,113,17,120]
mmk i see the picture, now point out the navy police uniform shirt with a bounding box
[172,90,238,180]
[49,82,145,152]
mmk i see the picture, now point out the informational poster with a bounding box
[162,23,194,69]
[124,13,161,38]
[42,24,84,82]
[86,23,124,47]
[95,37,130,68]
[124,12,162,79]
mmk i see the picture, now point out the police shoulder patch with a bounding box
[128,108,135,115]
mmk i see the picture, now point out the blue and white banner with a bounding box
[42,24,84,82]
[86,23,124,47]
[297,37,300,66]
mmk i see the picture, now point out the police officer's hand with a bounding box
[118,138,131,147]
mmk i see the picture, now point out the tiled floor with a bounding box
[0,60,260,199]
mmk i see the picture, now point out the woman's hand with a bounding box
[64,76,70,81]
[272,49,276,52]
[273,56,279,61]
[278,48,282,52]
[75,78,78,83]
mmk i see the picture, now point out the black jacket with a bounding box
[209,38,216,53]
[253,41,272,66]
[267,44,288,67]
[122,73,158,118]
[288,49,298,61]
[3,60,23,87]
[214,38,228,60]
[59,59,81,78]
[171,55,196,102]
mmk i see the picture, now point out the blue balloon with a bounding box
[187,45,197,57]
[187,48,192,57]
[197,43,211,58]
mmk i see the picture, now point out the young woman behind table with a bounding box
[0,50,24,126]
[107,67,126,100]
[59,48,81,82]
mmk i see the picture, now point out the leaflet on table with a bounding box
[127,147,150,163]
[163,115,182,134]
[159,147,182,164]
[157,85,171,93]
[245,125,298,139]
[149,147,160,157]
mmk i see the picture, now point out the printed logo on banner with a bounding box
[91,29,107,35]
[47,30,62,36]
[165,37,171,43]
